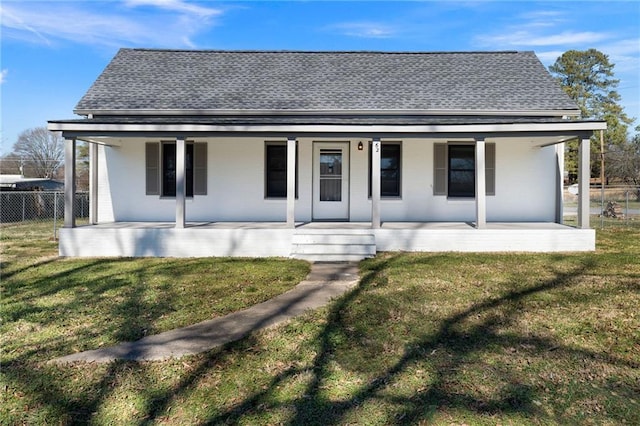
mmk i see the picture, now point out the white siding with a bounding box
[96,136,558,223]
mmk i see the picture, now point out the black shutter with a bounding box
[433,143,446,195]
[193,142,207,195]
[145,142,159,195]
[486,143,495,196]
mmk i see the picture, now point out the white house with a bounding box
[48,49,605,260]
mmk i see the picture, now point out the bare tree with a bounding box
[608,127,640,200]
[0,152,23,175]
[11,127,64,178]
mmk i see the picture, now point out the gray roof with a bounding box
[75,49,578,114]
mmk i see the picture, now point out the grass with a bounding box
[1,222,639,425]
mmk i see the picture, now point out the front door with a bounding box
[313,142,349,220]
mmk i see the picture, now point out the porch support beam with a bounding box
[371,138,381,229]
[286,137,296,228]
[64,137,76,228]
[89,142,98,224]
[475,138,486,229]
[175,136,186,229]
[555,143,564,224]
[578,137,591,229]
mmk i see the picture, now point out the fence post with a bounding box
[22,195,26,222]
[626,190,629,227]
[53,192,58,241]
[600,183,604,229]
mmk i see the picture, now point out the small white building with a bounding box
[49,50,605,260]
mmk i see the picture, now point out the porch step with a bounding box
[290,229,376,262]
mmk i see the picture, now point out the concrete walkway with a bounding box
[51,262,360,364]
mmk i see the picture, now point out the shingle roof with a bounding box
[75,49,578,114]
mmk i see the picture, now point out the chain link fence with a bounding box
[0,191,89,238]
[1,187,638,237]
[564,184,640,229]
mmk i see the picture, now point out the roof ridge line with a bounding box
[122,48,526,55]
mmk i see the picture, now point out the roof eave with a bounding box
[49,119,606,135]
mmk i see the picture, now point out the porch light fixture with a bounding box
[358,141,364,151]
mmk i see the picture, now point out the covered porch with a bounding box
[59,221,595,260]
[50,118,606,259]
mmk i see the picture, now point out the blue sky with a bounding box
[1,0,639,154]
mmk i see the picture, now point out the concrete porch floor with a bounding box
[84,221,574,230]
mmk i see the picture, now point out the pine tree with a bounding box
[549,49,634,181]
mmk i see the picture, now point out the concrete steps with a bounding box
[290,229,376,262]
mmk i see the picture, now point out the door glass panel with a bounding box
[319,149,342,201]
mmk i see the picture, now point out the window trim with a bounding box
[264,141,298,199]
[368,141,402,199]
[447,143,475,198]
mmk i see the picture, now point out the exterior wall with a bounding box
[101,138,303,222]
[96,136,557,223]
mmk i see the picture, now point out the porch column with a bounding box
[89,142,98,224]
[475,138,486,229]
[371,138,381,229]
[555,143,564,224]
[286,137,296,228]
[578,137,591,229]
[175,136,186,229]
[64,137,76,228]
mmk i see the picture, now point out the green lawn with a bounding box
[1,222,639,425]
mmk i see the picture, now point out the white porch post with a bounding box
[371,138,381,229]
[578,137,591,229]
[555,143,565,224]
[286,137,296,228]
[89,142,98,224]
[175,136,186,229]
[64,137,76,228]
[475,138,486,229]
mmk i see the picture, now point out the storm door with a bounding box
[313,142,349,220]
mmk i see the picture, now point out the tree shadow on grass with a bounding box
[1,255,310,424]
[204,254,639,425]
[2,253,638,424]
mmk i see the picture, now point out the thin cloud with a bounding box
[535,50,565,65]
[518,10,566,27]
[0,4,52,45]
[478,30,610,48]
[475,8,610,48]
[329,22,397,39]
[0,1,223,49]
[0,69,8,84]
[124,0,222,18]
[594,38,640,75]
